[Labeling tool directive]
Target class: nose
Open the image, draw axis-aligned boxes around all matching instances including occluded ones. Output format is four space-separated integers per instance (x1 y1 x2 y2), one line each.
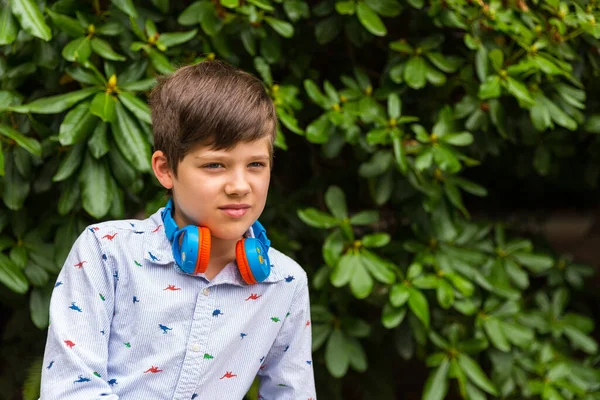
224 169 251 196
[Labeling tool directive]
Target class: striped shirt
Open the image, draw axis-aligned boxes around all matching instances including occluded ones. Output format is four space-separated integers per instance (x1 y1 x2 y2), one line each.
40 208 316 400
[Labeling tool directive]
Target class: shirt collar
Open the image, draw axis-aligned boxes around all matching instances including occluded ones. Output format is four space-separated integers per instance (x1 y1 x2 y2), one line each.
142 207 285 286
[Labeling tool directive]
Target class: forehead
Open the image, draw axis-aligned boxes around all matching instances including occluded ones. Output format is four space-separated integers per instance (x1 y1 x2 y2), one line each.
188 136 273 158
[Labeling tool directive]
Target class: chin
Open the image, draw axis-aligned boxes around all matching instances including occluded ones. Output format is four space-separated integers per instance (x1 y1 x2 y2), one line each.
210 226 251 241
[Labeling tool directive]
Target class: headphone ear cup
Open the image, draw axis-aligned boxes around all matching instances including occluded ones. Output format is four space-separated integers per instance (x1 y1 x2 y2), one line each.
175 226 211 274
236 238 270 284
236 239 257 285
196 226 211 273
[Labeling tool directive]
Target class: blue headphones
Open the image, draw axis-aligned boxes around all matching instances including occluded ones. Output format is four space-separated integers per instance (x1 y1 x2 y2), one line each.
160 199 271 284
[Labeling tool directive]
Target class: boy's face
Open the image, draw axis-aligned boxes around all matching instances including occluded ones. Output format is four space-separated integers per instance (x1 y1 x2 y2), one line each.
153 136 272 241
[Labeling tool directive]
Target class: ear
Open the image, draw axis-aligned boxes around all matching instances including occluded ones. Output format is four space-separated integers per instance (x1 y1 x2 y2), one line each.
151 151 174 189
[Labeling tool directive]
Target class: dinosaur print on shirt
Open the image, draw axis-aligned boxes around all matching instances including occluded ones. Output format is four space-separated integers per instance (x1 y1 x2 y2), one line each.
245 293 262 301
69 302 82 312
102 233 117 241
74 375 90 383
212 309 224 317
219 371 237 379
64 340 75 348
159 324 172 334
74 261 86 269
144 366 163 373
163 285 181 291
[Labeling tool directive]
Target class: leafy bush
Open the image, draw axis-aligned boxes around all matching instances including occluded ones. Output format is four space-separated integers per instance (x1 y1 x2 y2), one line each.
1 0 599 399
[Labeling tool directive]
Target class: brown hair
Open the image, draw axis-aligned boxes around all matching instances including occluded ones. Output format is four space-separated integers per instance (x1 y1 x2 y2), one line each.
148 60 277 174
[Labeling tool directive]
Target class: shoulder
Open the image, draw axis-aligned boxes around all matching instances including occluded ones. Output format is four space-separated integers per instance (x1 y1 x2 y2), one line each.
267 247 308 287
78 210 163 248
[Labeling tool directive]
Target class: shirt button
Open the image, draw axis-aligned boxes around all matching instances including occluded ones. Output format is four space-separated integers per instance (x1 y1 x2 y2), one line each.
203 288 210 296
192 344 201 352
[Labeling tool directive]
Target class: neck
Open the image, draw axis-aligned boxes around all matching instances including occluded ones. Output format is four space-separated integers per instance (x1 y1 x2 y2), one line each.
204 235 240 280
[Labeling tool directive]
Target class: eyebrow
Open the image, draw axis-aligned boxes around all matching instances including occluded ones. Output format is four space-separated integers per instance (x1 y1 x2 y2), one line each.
194 154 270 161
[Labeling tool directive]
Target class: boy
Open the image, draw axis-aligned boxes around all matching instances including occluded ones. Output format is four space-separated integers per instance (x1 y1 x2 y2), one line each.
40 60 316 399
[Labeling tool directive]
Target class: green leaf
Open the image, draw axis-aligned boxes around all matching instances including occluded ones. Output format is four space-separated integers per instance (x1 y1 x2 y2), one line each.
325 329 349 377
478 75 501 99
436 279 454 309
501 321 534 348
475 47 488 81
457 354 498 396
11 0 52 41
563 326 598 354
325 186 347 220
350 261 373 298
390 283 410 307
422 358 450 400
90 92 116 123
111 0 139 17
331 252 357 287
221 0 239 7
88 123 109 159
408 287 430 329
0 253 28 294
392 135 408 174
0 5 18 45
356 2 387 37
382 303 406 329
387 93 401 119
504 77 535 105
90 37 126 61
178 1 203 25
3 152 29 210
512 252 553 273
426 52 461 73
432 146 461 172
297 208 338 228
264 17 294 38
156 29 198 48
53 142 85 182
349 210 378 225
347 336 367 372
361 249 395 284
118 92 151 125
111 102 151 172
119 78 156 92
442 132 473 146
61 36 92 62
323 229 344 267
483 317 510 352
404 56 427 89
361 233 390 248
79 154 112 219
306 114 332 144
10 87 97 114
59 101 97 145
364 0 402 17
147 48 174 74
95 22 124 36
0 124 41 157
247 0 274 10
315 15 341 45
489 49 504 72
30 286 51 329
335 0 356 15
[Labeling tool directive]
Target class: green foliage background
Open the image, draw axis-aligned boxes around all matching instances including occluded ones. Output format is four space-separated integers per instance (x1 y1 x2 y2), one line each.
0 0 599 398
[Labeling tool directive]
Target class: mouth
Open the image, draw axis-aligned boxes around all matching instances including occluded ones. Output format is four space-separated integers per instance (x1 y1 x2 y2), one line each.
219 204 250 218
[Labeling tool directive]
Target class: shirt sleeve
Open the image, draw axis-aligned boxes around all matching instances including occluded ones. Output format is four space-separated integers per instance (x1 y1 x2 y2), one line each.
40 228 119 400
257 274 317 400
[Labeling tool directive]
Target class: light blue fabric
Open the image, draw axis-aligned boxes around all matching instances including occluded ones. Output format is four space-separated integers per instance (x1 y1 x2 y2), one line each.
40 208 316 400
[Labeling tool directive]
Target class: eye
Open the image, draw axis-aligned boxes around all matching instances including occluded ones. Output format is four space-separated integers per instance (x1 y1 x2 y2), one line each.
203 163 223 169
248 162 266 168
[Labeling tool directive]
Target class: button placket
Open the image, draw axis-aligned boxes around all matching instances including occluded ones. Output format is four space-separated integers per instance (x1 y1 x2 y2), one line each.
172 287 216 400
